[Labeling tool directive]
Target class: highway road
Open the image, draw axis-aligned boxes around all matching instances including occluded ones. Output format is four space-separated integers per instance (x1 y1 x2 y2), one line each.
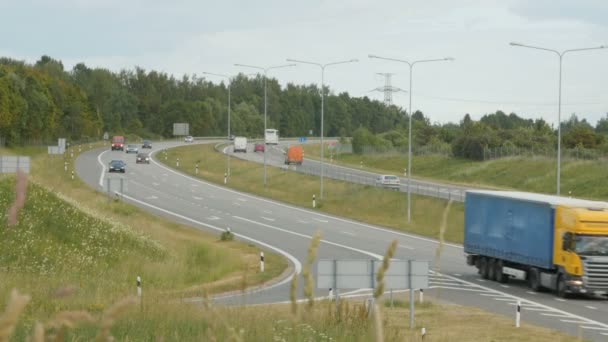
225 141 468 202
75 140 608 341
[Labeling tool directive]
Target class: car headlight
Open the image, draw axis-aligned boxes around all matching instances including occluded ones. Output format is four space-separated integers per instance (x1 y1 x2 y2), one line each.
146 158 149 160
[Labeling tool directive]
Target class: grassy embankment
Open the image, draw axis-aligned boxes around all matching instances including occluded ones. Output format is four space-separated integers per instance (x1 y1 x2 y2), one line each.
0 143 286 339
162 144 465 244
304 143 608 200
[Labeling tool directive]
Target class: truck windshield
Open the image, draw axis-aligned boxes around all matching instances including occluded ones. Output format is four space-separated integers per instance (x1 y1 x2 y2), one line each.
574 235 608 256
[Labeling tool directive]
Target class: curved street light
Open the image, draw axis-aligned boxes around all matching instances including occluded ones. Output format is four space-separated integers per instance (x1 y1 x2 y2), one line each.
234 63 296 186
510 42 606 195
368 54 453 223
286 58 358 200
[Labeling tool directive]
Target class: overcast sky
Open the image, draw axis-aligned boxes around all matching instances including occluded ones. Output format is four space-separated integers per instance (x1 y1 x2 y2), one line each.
1 0 607 126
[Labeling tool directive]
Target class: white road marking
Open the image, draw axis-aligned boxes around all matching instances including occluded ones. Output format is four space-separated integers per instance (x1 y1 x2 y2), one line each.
232 202 242 206
541 313 571 318
585 306 597 310
193 196 203 200
554 298 567 302
237 198 247 202
341 231 356 236
476 279 486 282
603 333 608 336
453 273 462 277
261 216 275 222
297 220 310 224
207 216 220 221
313 218 329 223
580 326 608 331
263 210 272 214
526 291 537 295
430 281 469 287
233 216 382 260
500 285 510 288
560 319 589 324
398 244 414 250
145 195 158 200
493 297 515 301
152 182 160 186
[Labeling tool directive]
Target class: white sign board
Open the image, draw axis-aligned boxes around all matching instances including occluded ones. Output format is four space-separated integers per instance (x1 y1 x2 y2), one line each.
0 156 31 174
173 123 190 136
47 146 63 155
58 138 66 150
317 259 429 290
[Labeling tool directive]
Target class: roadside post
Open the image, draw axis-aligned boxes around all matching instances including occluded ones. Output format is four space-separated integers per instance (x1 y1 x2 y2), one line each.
137 276 142 297
176 158 180 168
419 288 424 303
195 163 199 175
224 173 227 184
260 252 265 272
313 194 316 208
515 300 521 328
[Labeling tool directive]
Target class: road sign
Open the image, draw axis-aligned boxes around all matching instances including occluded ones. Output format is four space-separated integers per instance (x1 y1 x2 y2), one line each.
103 132 109 140
299 137 307 143
317 259 429 290
173 123 190 136
0 156 30 174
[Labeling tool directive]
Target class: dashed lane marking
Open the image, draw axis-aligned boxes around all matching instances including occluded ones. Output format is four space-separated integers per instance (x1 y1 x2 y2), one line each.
313 218 329 223
554 298 567 302
541 313 572 318
193 196 203 200
342 231 356 236
586 306 597 310
261 216 275 222
207 216 220 221
398 244 414 250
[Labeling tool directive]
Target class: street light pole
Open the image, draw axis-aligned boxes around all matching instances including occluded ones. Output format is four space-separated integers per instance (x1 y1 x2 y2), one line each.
510 42 606 196
286 58 358 200
369 54 453 223
202 72 232 176
235 63 295 187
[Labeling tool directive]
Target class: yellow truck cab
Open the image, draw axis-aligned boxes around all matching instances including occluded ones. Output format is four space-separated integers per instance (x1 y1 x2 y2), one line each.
554 206 608 295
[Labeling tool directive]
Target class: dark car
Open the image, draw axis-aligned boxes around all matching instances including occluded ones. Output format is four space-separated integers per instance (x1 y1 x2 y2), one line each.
142 140 152 149
136 152 150 164
254 143 265 152
109 160 126 173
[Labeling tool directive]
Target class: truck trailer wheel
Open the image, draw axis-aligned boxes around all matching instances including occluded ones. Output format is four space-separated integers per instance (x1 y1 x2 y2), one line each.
528 268 541 291
488 258 497 281
495 260 508 283
480 257 490 279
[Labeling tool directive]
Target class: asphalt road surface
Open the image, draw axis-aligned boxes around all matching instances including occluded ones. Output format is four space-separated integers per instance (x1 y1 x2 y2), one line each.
75 140 608 341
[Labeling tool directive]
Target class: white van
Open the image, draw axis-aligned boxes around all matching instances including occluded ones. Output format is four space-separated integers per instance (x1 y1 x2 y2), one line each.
265 129 279 145
233 136 247 153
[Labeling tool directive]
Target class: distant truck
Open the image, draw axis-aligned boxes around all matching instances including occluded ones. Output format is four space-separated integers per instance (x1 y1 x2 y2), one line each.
233 136 247 153
265 129 279 145
464 190 608 298
285 145 303 165
111 136 125 151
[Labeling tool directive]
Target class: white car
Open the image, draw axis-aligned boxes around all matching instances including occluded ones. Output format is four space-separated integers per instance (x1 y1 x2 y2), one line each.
375 175 400 190
184 136 194 143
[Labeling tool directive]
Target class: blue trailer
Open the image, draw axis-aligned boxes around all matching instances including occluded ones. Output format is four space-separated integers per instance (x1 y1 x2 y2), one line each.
464 190 608 297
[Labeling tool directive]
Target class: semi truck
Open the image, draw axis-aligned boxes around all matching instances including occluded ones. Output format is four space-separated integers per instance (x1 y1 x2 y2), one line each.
464 190 608 297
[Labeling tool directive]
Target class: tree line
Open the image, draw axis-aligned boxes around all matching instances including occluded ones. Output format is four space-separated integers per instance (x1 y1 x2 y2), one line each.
1 55 606 160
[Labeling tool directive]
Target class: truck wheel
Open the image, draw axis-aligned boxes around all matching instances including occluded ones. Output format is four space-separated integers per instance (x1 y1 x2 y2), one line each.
556 275 569 298
488 259 497 281
528 268 541 291
480 257 490 279
495 260 508 283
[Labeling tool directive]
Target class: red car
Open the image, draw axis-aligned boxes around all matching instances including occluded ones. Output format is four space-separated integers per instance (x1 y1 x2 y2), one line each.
254 143 265 152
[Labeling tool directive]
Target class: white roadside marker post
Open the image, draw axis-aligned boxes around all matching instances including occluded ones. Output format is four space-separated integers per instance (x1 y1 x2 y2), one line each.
313 194 316 208
137 276 142 297
260 252 265 272
515 300 521 328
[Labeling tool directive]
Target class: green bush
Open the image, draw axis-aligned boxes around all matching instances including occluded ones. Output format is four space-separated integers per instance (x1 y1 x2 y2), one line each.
220 229 234 241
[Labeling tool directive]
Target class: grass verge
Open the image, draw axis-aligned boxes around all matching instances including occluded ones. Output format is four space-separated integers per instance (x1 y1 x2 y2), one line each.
0 142 287 337
304 143 608 200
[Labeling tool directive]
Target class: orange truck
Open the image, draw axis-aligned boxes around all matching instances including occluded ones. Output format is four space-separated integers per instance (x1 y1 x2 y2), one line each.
285 145 303 165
